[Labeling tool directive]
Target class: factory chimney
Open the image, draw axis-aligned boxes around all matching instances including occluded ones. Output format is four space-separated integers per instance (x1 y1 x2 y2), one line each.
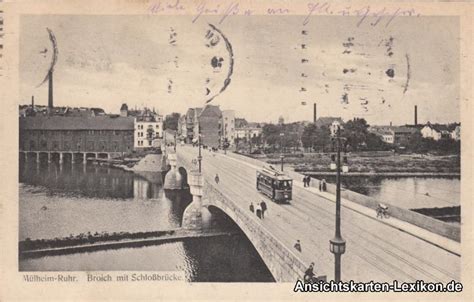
31 95 35 109
414 105 418 126
48 71 53 109
313 102 317 123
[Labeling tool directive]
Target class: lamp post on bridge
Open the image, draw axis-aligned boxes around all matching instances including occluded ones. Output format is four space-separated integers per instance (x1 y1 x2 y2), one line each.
174 132 177 152
280 132 285 171
329 124 348 282
197 126 202 173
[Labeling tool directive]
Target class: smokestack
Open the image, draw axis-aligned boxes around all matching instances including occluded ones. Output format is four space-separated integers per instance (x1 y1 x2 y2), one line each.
313 102 317 123
48 70 53 109
31 96 34 108
414 105 418 126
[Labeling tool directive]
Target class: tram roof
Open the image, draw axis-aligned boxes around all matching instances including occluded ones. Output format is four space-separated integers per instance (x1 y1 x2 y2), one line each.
258 168 292 180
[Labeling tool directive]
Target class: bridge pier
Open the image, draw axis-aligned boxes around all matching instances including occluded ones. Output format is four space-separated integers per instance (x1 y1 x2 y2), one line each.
71 153 76 164
182 171 204 230
47 152 51 164
36 152 40 164
163 153 183 190
59 152 64 165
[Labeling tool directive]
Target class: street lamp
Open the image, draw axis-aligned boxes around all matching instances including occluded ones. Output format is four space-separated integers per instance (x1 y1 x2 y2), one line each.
174 132 177 152
279 132 284 153
197 127 202 173
279 132 285 171
223 124 227 155
329 124 347 282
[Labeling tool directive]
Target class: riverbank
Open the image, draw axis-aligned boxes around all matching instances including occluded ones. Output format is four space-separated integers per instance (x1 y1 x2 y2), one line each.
89 153 168 173
20 228 237 259
262 152 460 174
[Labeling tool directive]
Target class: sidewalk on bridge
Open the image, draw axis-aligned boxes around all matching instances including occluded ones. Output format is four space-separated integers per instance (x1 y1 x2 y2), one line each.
222 150 461 256
296 182 461 256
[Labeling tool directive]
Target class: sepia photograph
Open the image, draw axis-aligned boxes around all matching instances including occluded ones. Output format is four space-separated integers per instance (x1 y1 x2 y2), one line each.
1 0 472 300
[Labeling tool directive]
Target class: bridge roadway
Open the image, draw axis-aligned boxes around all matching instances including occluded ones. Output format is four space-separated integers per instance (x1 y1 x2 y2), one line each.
176 146 460 283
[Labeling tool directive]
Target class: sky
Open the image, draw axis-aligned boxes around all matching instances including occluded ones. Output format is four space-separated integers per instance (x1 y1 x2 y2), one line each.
20 15 460 125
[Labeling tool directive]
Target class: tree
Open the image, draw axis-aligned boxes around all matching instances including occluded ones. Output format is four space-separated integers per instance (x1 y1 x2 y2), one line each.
343 118 369 151
262 124 281 151
164 112 180 130
301 123 331 152
366 132 390 151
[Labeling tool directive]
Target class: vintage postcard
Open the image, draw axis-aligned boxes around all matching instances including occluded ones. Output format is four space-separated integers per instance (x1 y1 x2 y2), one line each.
0 0 472 301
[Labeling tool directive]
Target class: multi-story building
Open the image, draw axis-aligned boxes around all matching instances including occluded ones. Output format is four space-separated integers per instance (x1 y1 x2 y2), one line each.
198 105 222 148
369 125 418 145
19 115 135 155
421 123 455 141
451 125 461 141
235 125 263 141
177 115 187 141
120 104 163 148
185 108 202 143
221 110 235 146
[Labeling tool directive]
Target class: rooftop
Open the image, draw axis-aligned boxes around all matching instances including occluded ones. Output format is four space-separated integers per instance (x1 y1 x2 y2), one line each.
20 116 135 131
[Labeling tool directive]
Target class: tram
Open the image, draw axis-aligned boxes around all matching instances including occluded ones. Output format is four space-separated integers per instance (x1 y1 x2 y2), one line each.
256 167 293 203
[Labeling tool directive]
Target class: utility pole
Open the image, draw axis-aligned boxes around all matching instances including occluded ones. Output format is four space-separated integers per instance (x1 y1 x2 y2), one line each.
329 126 346 282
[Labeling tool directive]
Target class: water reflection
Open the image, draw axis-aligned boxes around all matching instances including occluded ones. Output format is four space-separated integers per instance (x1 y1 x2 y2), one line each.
20 160 165 200
19 159 274 281
319 175 460 209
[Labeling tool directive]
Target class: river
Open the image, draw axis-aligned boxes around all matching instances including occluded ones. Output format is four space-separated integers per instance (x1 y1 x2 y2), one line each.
19 159 274 282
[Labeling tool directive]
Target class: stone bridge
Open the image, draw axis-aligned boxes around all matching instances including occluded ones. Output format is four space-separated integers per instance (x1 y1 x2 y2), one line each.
161 146 460 283
164 150 307 282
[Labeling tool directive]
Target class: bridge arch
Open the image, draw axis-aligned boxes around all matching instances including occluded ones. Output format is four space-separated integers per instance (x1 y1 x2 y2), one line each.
201 192 304 282
178 167 188 188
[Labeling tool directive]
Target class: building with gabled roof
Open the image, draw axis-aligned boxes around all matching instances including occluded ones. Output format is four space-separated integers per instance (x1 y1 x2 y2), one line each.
315 117 343 128
421 123 453 141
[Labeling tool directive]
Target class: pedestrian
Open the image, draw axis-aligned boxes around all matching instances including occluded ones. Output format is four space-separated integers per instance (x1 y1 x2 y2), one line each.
215 173 220 184
322 179 327 192
260 200 267 218
294 240 302 252
256 208 262 219
249 202 254 213
302 176 307 187
306 176 311 187
304 262 315 283
319 179 322 191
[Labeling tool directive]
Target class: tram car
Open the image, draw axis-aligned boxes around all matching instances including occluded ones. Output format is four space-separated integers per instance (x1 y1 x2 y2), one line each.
256 167 293 203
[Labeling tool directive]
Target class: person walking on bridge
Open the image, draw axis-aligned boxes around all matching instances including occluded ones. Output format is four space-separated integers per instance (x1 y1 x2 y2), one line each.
294 240 302 252
249 202 254 213
215 173 220 184
304 262 315 283
260 200 267 218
